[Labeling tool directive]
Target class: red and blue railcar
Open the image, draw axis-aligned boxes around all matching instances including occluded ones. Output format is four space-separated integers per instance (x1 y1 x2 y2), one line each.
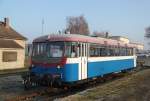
23 34 137 88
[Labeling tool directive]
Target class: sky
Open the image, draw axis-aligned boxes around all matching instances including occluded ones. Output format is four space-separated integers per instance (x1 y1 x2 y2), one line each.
0 0 150 49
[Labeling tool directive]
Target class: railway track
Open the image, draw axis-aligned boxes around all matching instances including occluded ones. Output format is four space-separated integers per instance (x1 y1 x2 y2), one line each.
5 65 149 101
0 70 27 77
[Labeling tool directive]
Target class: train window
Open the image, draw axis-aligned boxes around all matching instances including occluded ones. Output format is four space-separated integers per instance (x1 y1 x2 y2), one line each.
64 42 78 58
100 48 107 56
90 44 107 57
71 45 76 57
120 48 128 56
32 43 47 56
89 44 135 57
32 44 37 56
114 48 120 56
32 42 64 58
119 48 124 56
90 47 95 57
47 42 64 58
39 43 47 55
108 48 115 56
65 45 71 57
126 48 129 56
127 48 133 56
131 48 134 55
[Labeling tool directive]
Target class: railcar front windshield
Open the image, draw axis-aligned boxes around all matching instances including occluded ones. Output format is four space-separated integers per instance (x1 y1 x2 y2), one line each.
32 42 64 58
47 42 64 58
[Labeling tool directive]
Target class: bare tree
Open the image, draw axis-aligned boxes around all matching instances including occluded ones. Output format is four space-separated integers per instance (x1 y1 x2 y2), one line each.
145 26 150 38
65 15 90 35
145 26 150 49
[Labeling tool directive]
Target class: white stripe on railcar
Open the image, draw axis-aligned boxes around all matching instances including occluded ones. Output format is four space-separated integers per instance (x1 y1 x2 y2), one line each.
88 56 136 62
66 58 80 64
66 56 136 64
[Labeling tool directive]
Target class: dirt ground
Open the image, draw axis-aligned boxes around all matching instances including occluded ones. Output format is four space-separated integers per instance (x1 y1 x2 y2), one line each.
57 68 150 101
0 75 24 101
0 75 47 101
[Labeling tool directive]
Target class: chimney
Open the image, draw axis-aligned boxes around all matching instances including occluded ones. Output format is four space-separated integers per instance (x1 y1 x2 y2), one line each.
4 17 9 28
105 32 109 38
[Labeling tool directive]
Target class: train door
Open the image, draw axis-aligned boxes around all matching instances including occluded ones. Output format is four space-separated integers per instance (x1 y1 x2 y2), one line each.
78 43 88 80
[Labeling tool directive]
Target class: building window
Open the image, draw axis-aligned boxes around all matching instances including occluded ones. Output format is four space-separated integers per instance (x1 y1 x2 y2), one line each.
3 51 17 62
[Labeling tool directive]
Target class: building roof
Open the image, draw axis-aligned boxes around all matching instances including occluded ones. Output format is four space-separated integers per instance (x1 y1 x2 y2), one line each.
0 39 23 49
0 18 27 40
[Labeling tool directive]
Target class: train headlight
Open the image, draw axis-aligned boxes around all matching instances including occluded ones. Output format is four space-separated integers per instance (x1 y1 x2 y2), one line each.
31 64 34 67
29 64 34 70
57 65 60 69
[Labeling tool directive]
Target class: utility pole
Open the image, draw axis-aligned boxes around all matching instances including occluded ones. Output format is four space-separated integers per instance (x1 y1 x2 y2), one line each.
42 18 44 35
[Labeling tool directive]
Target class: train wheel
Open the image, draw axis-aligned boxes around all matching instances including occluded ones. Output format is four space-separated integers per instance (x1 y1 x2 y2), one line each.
63 86 69 90
24 77 32 90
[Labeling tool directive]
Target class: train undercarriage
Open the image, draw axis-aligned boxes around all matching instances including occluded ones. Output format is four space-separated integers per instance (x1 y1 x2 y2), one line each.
22 68 133 90
22 72 62 89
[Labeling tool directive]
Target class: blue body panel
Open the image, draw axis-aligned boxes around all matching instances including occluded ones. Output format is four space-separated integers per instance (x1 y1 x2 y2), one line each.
63 64 78 82
31 59 134 82
88 59 134 78
31 66 63 75
31 63 78 82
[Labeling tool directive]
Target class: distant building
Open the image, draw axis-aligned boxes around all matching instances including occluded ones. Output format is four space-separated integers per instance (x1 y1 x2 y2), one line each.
0 18 27 70
110 36 144 52
130 42 144 52
109 36 130 44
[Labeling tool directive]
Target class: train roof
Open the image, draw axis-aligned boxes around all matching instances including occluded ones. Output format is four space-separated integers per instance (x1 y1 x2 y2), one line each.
33 34 138 48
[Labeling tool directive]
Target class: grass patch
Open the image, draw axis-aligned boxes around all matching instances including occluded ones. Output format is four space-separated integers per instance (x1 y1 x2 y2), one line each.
60 69 150 101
